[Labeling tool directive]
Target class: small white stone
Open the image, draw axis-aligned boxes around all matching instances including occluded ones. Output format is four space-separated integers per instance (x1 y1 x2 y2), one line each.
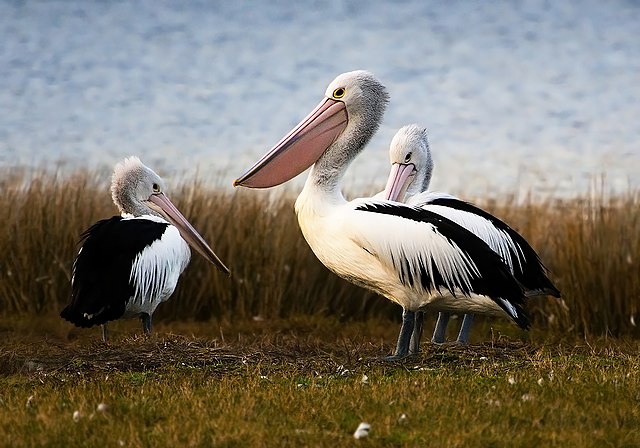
479 356 488 360
97 403 108 413
398 413 408 423
508 376 516 385
353 422 371 439
361 374 369 385
73 411 81 422
537 378 544 386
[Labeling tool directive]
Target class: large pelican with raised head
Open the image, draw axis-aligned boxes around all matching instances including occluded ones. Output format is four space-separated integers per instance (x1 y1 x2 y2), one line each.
61 156 230 341
381 125 561 347
235 71 528 359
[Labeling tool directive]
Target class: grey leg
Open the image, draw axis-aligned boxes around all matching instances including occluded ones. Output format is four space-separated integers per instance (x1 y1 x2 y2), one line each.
409 311 424 355
456 314 475 344
385 308 415 361
431 312 450 344
141 313 152 336
101 323 109 343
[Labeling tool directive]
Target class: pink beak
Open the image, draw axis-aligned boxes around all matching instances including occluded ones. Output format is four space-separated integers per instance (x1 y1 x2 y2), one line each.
382 163 416 202
147 193 230 275
234 98 348 188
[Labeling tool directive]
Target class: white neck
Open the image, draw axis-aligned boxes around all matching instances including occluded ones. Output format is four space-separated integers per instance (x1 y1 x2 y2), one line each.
295 121 371 216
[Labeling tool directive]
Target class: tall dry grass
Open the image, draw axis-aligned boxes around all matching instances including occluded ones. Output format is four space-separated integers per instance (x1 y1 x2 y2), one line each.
0 169 638 338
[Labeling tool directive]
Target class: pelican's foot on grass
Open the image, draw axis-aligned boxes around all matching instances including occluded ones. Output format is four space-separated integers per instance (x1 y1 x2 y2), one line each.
408 311 424 355
101 323 110 344
381 352 417 362
431 312 451 344
141 313 152 337
455 314 475 344
382 308 417 362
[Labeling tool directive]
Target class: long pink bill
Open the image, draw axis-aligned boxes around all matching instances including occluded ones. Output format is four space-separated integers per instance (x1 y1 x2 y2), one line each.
382 163 416 202
234 98 348 188
147 193 230 275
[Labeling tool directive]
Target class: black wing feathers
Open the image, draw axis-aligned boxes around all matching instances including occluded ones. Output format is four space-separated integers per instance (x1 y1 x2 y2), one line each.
356 202 530 329
428 197 560 297
60 216 169 328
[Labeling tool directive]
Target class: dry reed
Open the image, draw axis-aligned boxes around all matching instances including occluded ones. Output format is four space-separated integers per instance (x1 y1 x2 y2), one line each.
0 168 638 338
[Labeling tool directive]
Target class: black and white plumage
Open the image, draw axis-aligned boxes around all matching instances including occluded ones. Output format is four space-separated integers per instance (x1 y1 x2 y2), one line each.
61 157 230 341
381 124 561 348
234 71 529 359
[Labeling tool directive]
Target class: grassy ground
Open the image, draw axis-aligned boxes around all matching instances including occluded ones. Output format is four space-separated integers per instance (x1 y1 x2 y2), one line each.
1 316 639 447
1 169 639 446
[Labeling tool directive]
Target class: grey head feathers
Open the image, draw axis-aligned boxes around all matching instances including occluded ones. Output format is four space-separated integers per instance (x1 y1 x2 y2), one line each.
313 70 390 189
325 70 390 128
390 124 433 195
326 70 389 151
111 156 167 217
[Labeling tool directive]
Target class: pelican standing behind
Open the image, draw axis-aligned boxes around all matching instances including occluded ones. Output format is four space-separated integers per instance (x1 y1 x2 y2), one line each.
381 125 561 348
60 157 230 341
234 71 529 359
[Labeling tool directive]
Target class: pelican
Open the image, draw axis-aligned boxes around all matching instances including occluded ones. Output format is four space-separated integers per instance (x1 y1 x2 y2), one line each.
235 70 529 359
60 156 230 341
381 124 561 348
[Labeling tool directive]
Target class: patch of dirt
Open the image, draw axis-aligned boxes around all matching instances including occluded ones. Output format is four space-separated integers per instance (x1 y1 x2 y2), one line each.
0 331 538 377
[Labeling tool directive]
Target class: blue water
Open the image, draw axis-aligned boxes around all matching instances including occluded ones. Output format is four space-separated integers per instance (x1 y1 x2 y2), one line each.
1 0 639 196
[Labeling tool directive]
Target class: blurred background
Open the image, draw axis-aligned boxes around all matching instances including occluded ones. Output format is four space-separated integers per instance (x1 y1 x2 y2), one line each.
1 0 639 198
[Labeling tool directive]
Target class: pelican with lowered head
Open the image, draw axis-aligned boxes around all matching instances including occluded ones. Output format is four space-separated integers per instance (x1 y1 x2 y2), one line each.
381 124 561 349
61 156 230 341
235 71 529 359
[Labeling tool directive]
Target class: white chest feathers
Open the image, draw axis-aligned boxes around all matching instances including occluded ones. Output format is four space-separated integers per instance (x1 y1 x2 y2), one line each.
126 224 191 316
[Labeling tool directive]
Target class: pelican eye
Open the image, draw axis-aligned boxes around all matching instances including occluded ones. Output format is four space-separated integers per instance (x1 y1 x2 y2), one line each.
404 152 412 163
152 183 160 193
332 87 346 99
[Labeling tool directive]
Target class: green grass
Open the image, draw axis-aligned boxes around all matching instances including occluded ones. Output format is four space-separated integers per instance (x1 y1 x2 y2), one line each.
1 316 639 447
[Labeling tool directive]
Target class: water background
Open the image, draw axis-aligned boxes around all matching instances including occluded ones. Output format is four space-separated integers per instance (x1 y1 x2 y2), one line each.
2 0 639 197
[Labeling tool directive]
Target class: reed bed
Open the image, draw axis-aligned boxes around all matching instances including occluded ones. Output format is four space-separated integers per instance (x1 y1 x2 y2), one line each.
0 168 638 339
